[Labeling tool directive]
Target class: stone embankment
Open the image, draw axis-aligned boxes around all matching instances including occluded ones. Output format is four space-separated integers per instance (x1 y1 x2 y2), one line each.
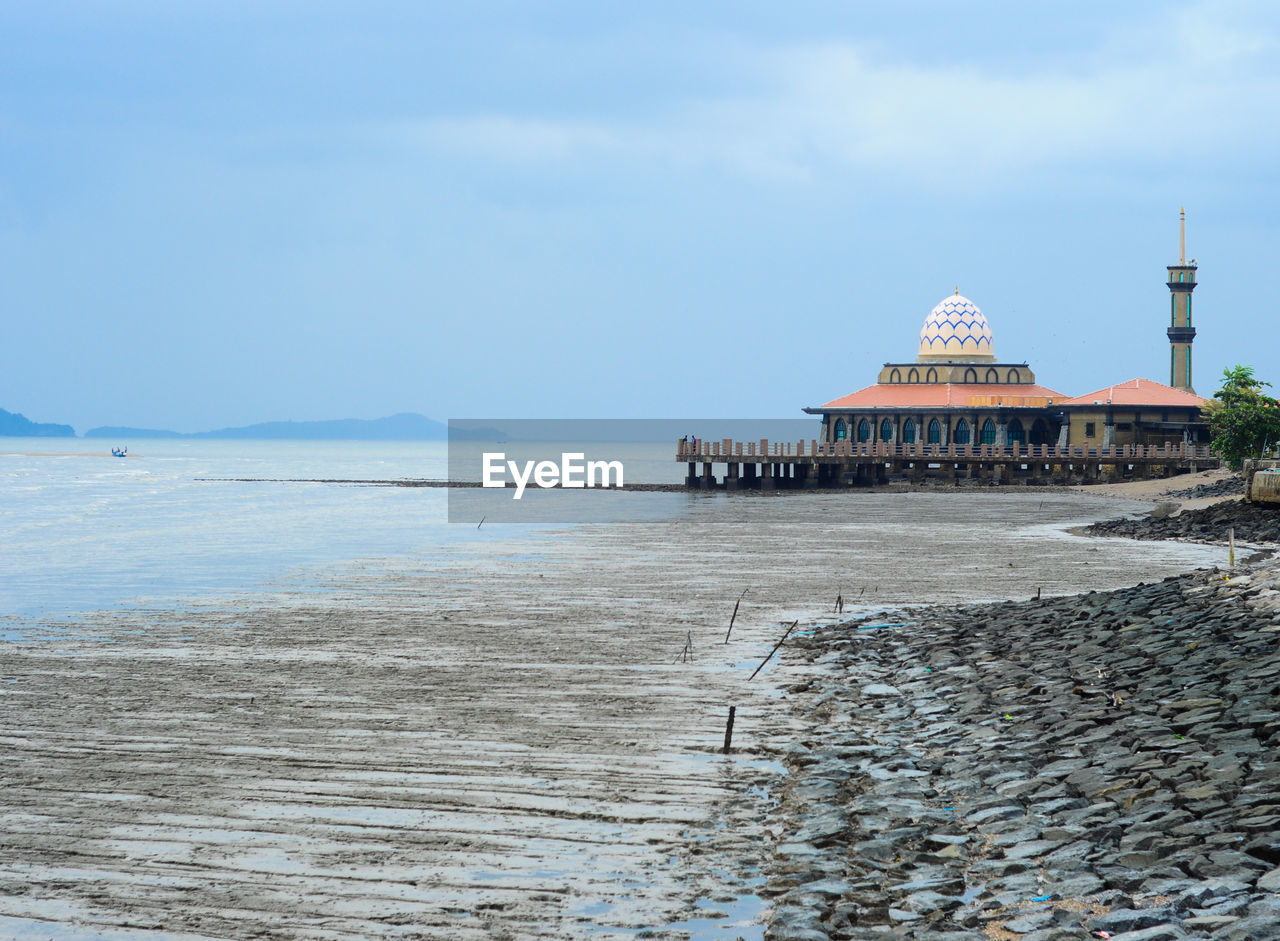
1162 478 1247 502
763 559 1280 939
1084 500 1280 546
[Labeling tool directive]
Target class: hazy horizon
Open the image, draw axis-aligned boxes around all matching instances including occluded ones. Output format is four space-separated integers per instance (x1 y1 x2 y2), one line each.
4 2 1279 433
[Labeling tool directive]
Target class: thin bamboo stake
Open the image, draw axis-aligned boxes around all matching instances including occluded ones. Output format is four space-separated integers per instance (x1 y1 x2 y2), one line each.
724 588 749 643
749 620 798 681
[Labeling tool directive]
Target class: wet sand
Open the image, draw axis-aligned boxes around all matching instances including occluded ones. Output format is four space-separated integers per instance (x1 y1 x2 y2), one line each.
0 489 1229 939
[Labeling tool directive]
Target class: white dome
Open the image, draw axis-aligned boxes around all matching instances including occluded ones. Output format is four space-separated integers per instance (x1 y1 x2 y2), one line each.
917 293 995 362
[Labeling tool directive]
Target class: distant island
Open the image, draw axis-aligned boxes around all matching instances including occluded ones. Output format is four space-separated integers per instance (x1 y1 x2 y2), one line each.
2 409 509 445
1 409 505 441
84 413 506 441
0 408 76 437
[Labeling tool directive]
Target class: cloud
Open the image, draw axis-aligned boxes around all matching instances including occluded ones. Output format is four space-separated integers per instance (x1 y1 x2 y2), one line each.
400 3 1280 190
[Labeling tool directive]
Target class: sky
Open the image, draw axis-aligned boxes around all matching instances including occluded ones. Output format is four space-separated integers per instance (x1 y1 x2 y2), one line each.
2 1 1279 433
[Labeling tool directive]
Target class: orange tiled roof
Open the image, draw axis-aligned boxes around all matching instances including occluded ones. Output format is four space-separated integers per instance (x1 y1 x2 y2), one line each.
1058 378 1208 408
820 383 1067 410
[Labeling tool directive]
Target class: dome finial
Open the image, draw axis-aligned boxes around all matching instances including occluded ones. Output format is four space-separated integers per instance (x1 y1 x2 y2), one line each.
954 285 959 295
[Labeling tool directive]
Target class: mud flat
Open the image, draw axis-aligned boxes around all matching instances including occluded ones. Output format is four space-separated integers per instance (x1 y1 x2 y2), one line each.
767 550 1280 938
0 492 1231 939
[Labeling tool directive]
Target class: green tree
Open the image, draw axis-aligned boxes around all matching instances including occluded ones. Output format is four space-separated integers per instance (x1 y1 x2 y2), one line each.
1209 365 1280 471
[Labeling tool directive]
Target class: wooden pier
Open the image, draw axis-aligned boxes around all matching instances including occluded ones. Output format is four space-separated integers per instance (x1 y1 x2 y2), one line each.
677 438 1218 489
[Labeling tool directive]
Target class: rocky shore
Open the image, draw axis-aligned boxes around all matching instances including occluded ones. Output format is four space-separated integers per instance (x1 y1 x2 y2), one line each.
764 555 1280 939
1084 500 1280 546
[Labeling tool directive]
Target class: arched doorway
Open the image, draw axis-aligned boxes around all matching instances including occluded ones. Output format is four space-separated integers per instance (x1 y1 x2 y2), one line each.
927 418 942 444
954 419 971 444
1007 418 1026 446
857 419 871 442
980 419 997 445
902 418 916 444
834 418 847 441
1030 418 1051 445
879 418 894 442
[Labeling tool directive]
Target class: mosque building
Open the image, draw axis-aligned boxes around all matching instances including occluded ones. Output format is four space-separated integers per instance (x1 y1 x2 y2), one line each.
805 212 1209 451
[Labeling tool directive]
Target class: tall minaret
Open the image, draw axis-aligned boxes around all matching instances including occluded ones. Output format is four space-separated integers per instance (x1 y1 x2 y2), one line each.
1166 207 1197 392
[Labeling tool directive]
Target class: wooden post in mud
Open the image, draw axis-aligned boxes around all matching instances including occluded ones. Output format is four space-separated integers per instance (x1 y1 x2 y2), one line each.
1229 527 1235 567
723 705 736 753
724 588 749 643
749 620 798 681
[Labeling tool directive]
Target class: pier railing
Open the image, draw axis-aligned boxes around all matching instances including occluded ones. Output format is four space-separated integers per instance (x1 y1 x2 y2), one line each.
676 439 1215 462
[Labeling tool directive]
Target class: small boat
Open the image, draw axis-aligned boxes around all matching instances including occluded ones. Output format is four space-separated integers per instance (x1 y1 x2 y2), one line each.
111 447 128 458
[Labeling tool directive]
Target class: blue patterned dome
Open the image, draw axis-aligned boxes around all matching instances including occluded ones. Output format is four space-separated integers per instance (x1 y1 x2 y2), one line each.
917 293 995 362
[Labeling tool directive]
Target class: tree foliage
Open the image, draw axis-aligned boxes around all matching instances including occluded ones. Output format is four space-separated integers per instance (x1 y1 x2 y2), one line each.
1209 365 1280 471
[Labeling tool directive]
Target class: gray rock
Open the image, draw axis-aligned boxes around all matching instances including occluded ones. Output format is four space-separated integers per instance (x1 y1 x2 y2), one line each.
1002 909 1056 933
1003 839 1066 860
1175 877 1252 908
1087 907 1179 934
1221 917 1280 941
1181 914 1240 930
862 683 902 697
1106 926 1187 941
967 804 1025 825
764 905 830 941
901 889 959 914
1256 865 1280 891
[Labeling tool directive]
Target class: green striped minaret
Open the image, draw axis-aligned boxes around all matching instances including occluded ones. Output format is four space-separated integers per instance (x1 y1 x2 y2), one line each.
1167 207 1197 393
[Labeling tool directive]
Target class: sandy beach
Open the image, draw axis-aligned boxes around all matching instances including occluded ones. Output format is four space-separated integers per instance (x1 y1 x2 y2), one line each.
0 479 1247 940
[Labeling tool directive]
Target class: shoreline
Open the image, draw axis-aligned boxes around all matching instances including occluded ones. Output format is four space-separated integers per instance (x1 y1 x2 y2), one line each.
194 466 1236 499
760 470 1280 939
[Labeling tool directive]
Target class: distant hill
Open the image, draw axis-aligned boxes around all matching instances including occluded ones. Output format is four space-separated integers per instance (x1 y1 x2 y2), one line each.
0 408 76 437
195 413 451 440
85 413 506 441
85 426 183 439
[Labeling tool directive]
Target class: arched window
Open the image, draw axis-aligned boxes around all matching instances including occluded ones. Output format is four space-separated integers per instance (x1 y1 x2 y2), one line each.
834 418 847 441
1007 368 1019 383
954 419 970 444
889 368 901 383
964 368 978 383
907 368 919 383
902 418 916 443
880 418 894 442
927 418 942 444
926 367 938 383
980 419 997 444
985 367 1000 383
1030 419 1050 445
1007 418 1026 446
857 418 871 442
